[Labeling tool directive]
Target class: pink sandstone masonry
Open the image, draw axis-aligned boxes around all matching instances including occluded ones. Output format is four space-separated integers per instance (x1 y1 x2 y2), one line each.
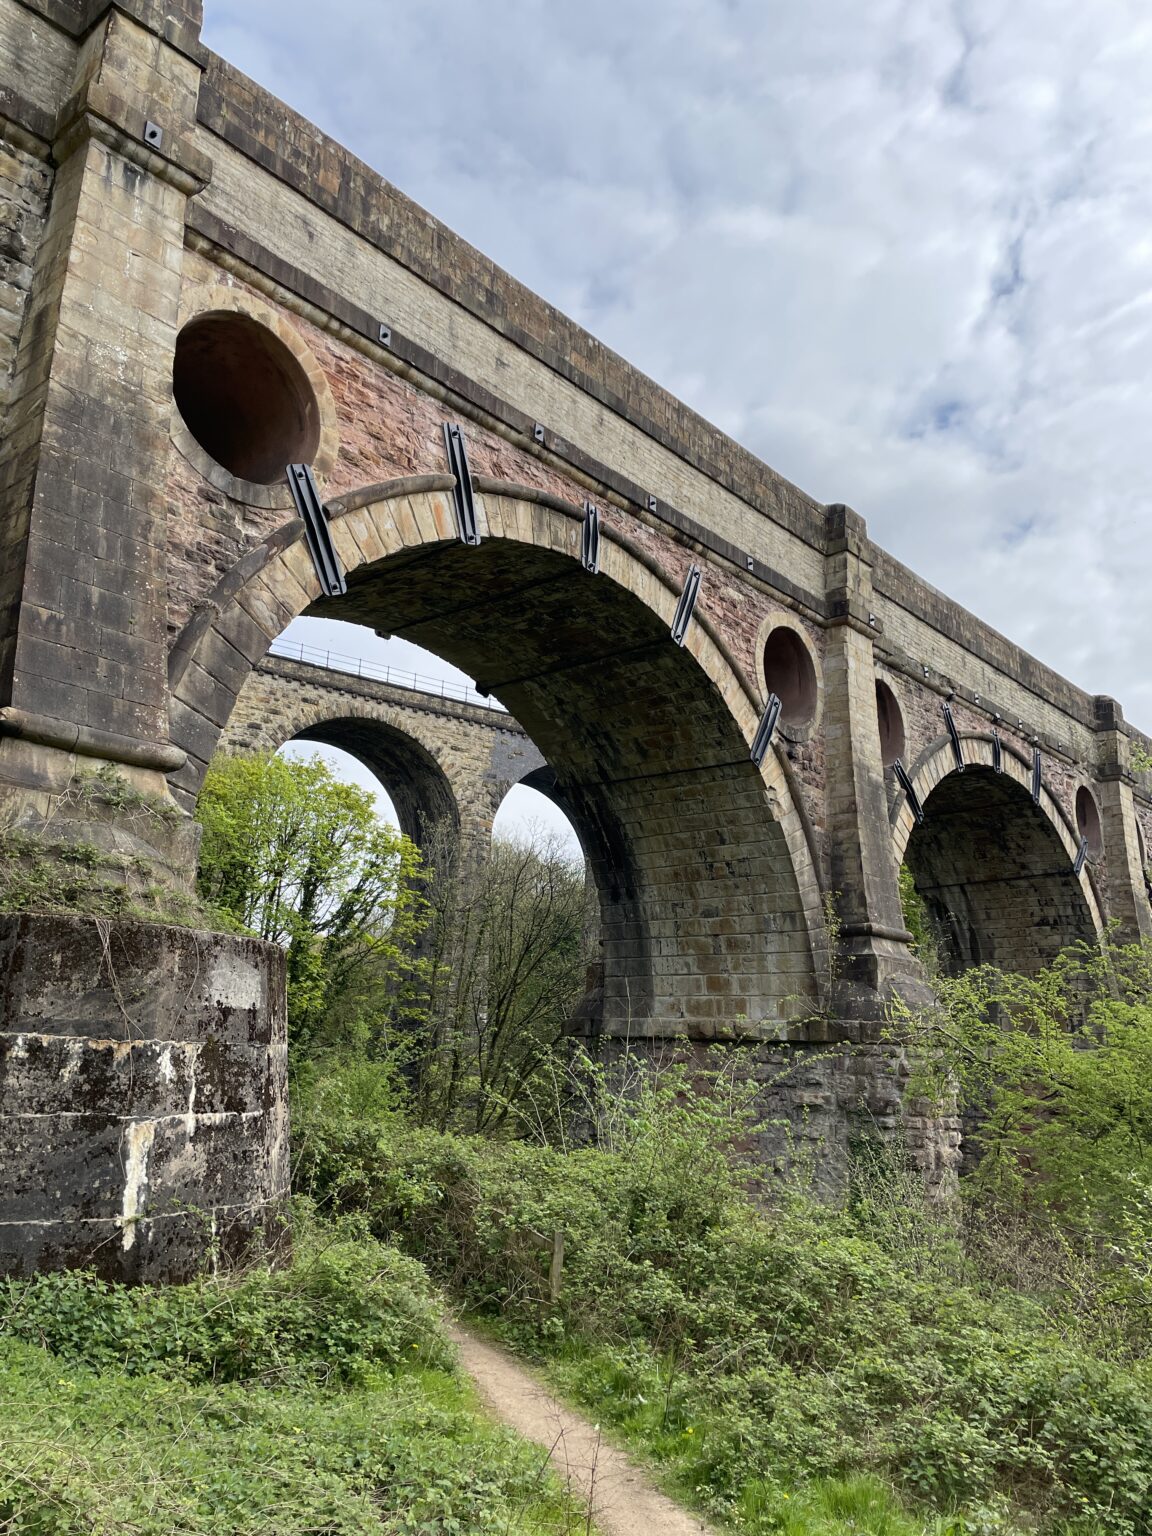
1 0 1150 1263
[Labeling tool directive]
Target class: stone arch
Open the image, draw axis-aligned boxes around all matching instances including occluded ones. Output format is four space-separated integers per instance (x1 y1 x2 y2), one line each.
495 762 589 868
891 734 1103 974
515 762 579 821
225 689 462 849
169 476 827 1037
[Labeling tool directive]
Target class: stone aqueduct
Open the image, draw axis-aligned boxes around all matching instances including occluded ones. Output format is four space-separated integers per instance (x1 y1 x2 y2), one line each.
2 0 1152 1277
224 651 554 853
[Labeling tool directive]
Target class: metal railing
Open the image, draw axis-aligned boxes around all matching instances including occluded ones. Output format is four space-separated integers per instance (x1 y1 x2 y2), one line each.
267 638 506 711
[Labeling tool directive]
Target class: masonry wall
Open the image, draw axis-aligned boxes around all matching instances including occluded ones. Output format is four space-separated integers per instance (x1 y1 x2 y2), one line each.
0 134 51 438
0 914 289 1282
222 654 546 843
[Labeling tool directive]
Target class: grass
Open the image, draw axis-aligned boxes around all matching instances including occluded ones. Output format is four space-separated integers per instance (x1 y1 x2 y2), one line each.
529 1336 975 1536
0 1341 589 1535
0 1221 600 1536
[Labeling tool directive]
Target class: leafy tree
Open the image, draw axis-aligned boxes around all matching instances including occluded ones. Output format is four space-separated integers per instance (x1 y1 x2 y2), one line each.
415 823 595 1135
196 751 430 1059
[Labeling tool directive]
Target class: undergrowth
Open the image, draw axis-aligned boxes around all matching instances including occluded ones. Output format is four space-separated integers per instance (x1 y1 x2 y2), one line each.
0 1216 593 1535
295 1056 1152 1536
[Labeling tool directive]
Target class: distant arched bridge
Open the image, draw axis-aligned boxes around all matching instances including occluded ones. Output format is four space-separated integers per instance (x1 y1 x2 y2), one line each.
221 642 567 849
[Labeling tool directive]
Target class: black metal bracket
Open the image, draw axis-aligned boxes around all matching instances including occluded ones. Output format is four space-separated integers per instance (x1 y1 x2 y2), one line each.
1073 837 1089 877
942 702 965 771
1031 746 1043 804
442 423 481 546
893 758 925 825
670 564 702 647
286 464 346 598
751 694 782 767
581 502 600 574
990 728 1003 773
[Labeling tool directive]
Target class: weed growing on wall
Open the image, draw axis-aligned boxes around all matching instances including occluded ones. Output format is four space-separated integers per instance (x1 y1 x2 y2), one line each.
888 937 1152 1263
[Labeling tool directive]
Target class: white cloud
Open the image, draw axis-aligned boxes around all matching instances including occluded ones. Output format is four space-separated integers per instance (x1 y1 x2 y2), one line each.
203 0 1152 725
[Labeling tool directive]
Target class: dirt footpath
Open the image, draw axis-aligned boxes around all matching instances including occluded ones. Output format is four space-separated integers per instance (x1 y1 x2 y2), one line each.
450 1326 719 1536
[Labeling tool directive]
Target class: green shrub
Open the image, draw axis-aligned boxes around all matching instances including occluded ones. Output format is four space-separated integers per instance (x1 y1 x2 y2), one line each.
1 1215 452 1385
295 1056 1152 1535
0 1217 586 1535
0 1341 583 1536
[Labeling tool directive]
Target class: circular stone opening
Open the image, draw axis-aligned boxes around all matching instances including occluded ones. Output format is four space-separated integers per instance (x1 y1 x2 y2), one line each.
1075 786 1103 857
763 625 818 726
875 680 905 766
173 312 321 484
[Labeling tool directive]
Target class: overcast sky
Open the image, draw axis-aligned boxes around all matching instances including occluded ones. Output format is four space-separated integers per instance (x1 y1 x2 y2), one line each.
204 0 1152 797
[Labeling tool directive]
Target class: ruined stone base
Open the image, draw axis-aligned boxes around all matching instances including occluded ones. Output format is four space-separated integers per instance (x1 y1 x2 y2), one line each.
596 1035 961 1201
0 914 289 1283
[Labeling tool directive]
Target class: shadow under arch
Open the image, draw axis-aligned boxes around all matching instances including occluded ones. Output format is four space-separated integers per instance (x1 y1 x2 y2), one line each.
892 735 1102 975
288 716 459 850
169 475 827 1037
505 764 587 858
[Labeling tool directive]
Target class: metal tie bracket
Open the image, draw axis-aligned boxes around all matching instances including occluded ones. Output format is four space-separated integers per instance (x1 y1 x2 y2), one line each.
751 693 782 767
991 728 1003 773
1031 745 1043 805
1073 837 1089 877
580 502 600 574
442 422 481 546
893 758 925 825
286 464 346 598
670 564 702 647
942 701 965 771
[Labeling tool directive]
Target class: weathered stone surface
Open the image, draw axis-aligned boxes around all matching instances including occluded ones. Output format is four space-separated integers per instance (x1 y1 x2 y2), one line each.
601 1037 963 1201
1 0 1151 1228
0 914 288 1282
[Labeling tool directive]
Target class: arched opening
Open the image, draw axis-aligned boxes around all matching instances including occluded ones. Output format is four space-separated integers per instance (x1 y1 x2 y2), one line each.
278 740 401 830
176 488 823 1039
1075 786 1102 857
494 781 583 863
903 765 1096 976
317 538 815 1033
283 714 458 850
762 625 818 726
173 311 320 483
875 680 905 767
